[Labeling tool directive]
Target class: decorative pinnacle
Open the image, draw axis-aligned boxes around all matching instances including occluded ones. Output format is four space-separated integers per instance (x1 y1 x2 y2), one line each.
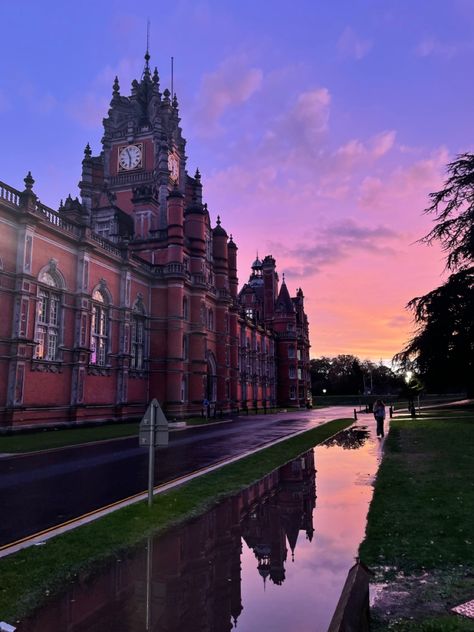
144 19 151 70
163 88 171 102
84 142 92 158
195 168 201 181
172 93 179 108
282 272 286 283
216 215 221 226
24 171 35 190
143 49 151 80
113 76 120 96
152 67 159 85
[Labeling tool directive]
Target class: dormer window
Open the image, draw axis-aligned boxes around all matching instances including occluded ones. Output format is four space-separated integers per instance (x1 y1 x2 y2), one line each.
96 220 112 238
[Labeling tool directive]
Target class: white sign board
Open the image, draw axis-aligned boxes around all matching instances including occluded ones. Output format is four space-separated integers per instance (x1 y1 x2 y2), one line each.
139 399 169 447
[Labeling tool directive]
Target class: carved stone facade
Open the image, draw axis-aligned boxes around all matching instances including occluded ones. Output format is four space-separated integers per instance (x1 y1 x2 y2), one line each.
0 55 311 428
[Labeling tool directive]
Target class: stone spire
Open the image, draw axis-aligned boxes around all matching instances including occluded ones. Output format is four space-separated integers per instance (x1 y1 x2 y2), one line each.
275 275 295 313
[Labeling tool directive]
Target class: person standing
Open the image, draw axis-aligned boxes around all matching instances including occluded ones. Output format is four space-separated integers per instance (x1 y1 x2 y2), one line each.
373 399 386 438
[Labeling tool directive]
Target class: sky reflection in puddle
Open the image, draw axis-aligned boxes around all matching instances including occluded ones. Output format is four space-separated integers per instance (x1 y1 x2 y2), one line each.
16 423 379 632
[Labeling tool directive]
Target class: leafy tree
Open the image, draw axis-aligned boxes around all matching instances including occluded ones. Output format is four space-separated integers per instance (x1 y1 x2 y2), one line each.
422 153 474 269
310 355 402 395
395 153 474 394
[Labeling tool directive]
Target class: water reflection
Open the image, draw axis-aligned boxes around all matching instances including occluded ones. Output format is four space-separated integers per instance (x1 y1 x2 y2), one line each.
322 426 370 450
17 451 316 632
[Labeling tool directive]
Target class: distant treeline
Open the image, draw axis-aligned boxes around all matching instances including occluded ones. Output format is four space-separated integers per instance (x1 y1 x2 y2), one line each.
310 355 404 396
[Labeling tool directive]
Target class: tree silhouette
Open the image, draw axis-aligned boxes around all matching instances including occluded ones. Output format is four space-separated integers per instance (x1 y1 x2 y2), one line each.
395 153 474 394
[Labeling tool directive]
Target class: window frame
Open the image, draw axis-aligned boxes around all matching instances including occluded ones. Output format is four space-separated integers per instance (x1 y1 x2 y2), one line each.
90 287 110 367
34 265 65 363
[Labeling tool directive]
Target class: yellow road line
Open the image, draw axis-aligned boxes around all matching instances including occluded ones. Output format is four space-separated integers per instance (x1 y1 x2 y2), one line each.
0 458 233 552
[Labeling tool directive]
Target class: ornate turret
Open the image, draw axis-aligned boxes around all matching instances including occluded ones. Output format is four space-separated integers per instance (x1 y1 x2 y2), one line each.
212 214 227 237
249 255 263 287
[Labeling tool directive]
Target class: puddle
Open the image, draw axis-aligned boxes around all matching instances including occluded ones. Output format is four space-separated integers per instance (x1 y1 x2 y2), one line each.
15 422 381 632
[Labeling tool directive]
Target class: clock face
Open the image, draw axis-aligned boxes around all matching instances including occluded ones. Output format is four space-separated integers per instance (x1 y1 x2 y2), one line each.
118 144 142 171
168 152 179 182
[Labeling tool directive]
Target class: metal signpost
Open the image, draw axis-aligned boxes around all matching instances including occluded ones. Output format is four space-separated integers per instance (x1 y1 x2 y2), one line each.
139 399 169 507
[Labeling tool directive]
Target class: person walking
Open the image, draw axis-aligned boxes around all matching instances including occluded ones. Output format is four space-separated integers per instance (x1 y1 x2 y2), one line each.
373 399 386 438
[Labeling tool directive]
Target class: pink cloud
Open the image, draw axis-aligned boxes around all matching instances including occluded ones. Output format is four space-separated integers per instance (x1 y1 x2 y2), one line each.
358 147 449 222
193 55 263 135
95 57 142 89
415 37 471 59
194 72 450 362
335 130 396 166
371 130 396 157
293 88 331 135
337 27 372 60
66 93 109 129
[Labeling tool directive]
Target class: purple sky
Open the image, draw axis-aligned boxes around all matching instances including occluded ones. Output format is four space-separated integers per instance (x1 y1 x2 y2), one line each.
1 0 473 361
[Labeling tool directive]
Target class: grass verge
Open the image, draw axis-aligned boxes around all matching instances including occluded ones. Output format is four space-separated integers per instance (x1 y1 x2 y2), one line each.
0 422 140 453
359 407 474 631
0 408 322 452
0 417 351 621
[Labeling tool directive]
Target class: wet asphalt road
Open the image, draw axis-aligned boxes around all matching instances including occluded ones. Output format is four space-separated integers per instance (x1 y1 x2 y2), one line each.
0 407 352 547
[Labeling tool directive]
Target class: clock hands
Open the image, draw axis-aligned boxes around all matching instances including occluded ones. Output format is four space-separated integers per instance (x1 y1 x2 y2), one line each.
119 145 141 170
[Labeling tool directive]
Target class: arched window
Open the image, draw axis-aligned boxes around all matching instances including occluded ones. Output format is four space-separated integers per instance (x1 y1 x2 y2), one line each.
182 334 188 360
181 375 187 403
34 262 64 361
182 296 188 320
131 299 146 370
90 287 109 366
208 308 214 331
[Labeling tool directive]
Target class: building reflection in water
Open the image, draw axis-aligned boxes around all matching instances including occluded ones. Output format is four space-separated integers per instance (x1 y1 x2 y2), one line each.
17 450 316 632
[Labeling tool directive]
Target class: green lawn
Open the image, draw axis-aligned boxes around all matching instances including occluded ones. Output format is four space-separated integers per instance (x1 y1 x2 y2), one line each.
359 406 474 631
0 417 352 621
0 408 323 452
0 422 140 453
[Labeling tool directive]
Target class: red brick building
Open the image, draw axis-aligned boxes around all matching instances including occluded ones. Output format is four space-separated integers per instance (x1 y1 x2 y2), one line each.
0 55 311 428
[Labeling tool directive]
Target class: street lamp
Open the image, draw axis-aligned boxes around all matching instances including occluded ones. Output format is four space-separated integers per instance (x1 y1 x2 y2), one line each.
405 370 413 384
322 388 327 394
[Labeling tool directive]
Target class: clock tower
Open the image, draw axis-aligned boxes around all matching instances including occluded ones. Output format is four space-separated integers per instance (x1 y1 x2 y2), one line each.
86 51 187 237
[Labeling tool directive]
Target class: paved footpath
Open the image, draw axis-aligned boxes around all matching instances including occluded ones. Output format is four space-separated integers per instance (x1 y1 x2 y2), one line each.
0 406 353 551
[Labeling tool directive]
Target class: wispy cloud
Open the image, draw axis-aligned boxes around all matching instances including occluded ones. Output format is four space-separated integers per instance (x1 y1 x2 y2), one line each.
415 37 473 59
65 57 140 130
18 83 57 115
66 93 109 129
337 26 372 60
267 219 400 278
358 147 448 217
193 55 263 136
